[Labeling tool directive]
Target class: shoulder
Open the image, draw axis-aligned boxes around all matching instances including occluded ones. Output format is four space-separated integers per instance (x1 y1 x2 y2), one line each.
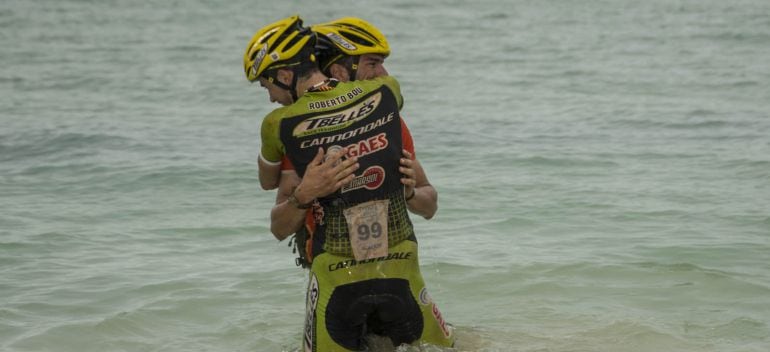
369 75 401 93
260 107 288 133
334 76 400 93
365 76 402 107
259 108 291 163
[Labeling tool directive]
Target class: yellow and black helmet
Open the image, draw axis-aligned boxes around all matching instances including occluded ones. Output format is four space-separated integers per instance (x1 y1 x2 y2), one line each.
311 17 390 78
243 15 316 83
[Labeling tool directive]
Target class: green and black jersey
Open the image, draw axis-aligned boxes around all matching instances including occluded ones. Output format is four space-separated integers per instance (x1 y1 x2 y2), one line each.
260 76 413 257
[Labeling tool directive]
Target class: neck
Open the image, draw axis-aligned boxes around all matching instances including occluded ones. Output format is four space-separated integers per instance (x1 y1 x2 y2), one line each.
295 71 331 98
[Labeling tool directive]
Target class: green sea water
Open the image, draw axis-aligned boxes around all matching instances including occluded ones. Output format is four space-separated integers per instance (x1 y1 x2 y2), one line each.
2 0 769 351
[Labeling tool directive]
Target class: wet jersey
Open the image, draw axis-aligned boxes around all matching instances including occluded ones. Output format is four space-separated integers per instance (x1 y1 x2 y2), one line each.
260 76 403 165
260 76 456 351
278 120 415 172
261 76 414 258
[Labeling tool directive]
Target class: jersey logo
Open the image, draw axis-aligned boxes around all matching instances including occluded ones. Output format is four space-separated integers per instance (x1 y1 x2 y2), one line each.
304 273 319 352
341 166 385 193
250 45 267 77
338 133 389 159
293 92 382 137
326 33 357 51
419 288 433 305
432 304 452 338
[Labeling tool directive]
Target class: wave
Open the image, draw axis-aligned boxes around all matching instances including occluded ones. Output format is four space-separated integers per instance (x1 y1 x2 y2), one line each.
609 118 736 130
0 131 141 164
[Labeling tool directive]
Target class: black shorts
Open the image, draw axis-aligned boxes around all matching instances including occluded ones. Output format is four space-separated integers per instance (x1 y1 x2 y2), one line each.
301 240 454 351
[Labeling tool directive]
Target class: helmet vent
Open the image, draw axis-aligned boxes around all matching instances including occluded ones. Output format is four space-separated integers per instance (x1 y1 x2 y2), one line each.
284 34 304 52
342 32 374 47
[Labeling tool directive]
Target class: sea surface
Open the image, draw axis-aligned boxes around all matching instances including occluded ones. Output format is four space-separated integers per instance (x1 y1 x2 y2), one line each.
2 0 769 351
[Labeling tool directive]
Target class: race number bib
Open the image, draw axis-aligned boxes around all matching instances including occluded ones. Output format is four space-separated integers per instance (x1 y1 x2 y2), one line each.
343 199 389 261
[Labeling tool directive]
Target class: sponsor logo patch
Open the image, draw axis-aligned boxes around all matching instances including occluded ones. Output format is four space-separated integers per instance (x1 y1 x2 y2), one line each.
343 133 388 159
341 166 385 193
299 113 394 149
304 274 319 352
327 251 412 272
294 92 382 137
326 33 357 51
251 45 267 76
419 288 433 305
432 303 452 338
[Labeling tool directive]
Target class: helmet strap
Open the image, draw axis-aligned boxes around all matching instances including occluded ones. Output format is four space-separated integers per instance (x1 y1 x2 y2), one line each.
289 68 300 101
347 55 361 81
267 70 299 102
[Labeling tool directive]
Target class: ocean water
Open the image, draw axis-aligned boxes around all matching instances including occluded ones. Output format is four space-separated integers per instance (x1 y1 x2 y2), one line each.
2 0 769 351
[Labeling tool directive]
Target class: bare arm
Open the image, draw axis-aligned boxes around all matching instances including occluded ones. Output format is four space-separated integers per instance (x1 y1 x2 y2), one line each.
400 149 438 219
269 171 303 241
258 157 281 190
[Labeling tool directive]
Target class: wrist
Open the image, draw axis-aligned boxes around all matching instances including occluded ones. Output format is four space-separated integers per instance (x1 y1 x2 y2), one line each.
288 186 314 209
405 188 416 202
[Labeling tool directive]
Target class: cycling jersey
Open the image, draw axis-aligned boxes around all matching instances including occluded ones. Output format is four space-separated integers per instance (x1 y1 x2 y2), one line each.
260 76 454 350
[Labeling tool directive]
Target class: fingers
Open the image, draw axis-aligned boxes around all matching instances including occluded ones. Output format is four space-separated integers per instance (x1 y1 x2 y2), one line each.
336 173 356 189
399 152 415 187
400 149 414 170
399 163 414 175
399 169 415 185
325 147 345 166
401 149 413 160
400 177 417 189
309 147 325 166
332 161 358 191
334 157 359 181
